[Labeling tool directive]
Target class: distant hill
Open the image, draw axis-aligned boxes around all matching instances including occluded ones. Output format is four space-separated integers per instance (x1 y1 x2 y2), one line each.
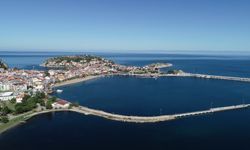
0 60 8 70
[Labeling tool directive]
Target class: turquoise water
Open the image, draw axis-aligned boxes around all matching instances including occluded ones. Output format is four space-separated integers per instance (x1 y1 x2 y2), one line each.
1 51 250 150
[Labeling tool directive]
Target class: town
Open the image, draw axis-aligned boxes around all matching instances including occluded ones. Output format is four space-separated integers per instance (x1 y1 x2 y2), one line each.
0 55 173 124
1 55 250 134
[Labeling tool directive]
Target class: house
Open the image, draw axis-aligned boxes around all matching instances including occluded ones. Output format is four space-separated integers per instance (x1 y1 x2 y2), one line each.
16 93 25 103
52 99 70 109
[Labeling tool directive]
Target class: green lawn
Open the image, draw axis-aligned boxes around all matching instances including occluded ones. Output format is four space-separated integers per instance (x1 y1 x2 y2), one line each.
5 101 16 111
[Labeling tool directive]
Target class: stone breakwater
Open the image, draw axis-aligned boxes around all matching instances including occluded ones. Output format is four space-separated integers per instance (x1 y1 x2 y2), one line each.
50 71 250 91
163 73 250 83
2 103 248 134
115 72 250 83
23 104 250 123
74 104 250 123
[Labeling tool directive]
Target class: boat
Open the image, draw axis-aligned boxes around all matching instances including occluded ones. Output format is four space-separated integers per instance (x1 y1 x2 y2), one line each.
56 89 63 93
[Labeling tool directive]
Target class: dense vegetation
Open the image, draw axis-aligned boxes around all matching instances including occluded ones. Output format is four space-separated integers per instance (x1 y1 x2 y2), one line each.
0 59 8 70
167 70 183 74
0 92 59 124
14 92 46 114
46 96 57 109
0 92 47 119
45 55 114 65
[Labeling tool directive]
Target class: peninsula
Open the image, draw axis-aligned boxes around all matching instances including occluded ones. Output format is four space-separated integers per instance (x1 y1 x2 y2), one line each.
1 54 250 134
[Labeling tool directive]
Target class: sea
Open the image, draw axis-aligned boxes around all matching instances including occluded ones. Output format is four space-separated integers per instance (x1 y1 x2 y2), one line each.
1 51 250 150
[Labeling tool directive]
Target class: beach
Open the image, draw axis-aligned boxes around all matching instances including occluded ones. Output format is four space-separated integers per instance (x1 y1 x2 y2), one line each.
53 75 102 88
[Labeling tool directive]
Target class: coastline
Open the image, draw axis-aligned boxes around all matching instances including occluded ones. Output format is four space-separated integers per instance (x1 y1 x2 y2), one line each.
0 110 69 135
53 72 250 89
0 111 33 135
53 75 102 88
2 73 250 134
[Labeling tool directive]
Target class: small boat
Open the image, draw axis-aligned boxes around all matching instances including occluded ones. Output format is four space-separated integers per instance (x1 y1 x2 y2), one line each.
56 89 63 93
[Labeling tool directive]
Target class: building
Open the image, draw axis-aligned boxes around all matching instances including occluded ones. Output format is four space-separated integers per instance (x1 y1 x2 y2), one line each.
0 92 15 101
16 93 25 103
0 82 11 91
52 99 70 109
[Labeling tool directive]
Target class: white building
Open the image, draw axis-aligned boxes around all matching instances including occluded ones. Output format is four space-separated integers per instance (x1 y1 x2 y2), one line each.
0 82 11 91
52 100 70 109
16 94 25 103
0 92 15 101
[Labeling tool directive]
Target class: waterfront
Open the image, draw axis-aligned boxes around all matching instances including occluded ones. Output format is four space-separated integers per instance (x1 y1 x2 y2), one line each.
1 52 250 149
2 51 250 77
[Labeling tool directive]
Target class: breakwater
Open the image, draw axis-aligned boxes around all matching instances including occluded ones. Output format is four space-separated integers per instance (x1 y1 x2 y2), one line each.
165 73 250 83
23 104 250 123
115 73 250 83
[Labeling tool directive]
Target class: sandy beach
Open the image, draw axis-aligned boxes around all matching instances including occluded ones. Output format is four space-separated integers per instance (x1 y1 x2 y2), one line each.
53 75 102 88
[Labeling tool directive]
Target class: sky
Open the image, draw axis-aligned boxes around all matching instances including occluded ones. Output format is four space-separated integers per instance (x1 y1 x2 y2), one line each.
0 0 249 52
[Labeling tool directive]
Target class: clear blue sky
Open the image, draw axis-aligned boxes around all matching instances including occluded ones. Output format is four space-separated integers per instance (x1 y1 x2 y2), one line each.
0 0 249 52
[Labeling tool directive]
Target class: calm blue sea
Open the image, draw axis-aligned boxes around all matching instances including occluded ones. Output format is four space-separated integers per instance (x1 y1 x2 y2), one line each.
1 51 250 150
1 51 250 77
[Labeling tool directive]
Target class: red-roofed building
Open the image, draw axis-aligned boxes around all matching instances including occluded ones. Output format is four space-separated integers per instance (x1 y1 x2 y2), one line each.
52 99 70 109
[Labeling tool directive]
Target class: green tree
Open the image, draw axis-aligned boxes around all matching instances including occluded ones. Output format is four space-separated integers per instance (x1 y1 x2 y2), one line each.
22 95 31 102
48 96 57 102
44 70 50 76
14 96 38 114
0 59 8 70
15 105 25 114
0 116 9 123
10 98 16 104
2 106 11 115
35 92 46 99
46 101 52 109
